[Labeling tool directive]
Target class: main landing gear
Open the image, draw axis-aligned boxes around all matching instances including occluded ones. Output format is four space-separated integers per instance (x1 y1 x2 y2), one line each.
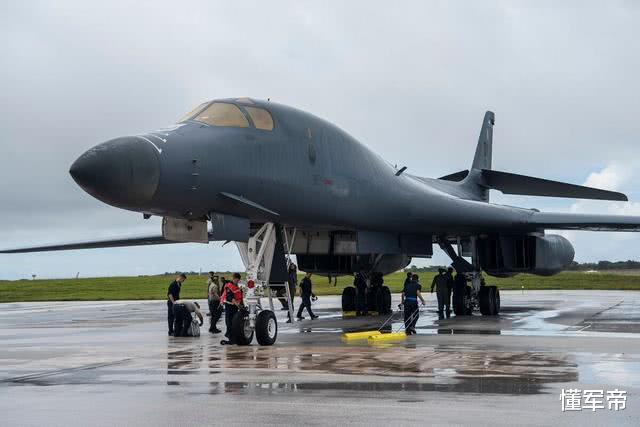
340 274 392 315
439 238 501 316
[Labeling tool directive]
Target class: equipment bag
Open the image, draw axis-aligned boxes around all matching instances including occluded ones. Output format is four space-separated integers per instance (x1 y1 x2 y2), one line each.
188 318 200 337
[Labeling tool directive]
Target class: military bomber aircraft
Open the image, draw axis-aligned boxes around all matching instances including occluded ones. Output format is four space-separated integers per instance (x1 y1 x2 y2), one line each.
3 98 639 345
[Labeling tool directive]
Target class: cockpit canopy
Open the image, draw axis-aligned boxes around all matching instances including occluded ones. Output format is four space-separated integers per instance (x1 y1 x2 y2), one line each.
178 99 274 131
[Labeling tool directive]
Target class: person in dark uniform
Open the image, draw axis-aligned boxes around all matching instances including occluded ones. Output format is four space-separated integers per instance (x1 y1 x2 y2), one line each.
220 273 243 345
172 300 204 337
445 267 455 314
431 268 450 319
354 271 368 316
402 273 425 335
287 263 298 309
297 272 318 320
453 271 468 315
403 271 413 288
167 273 187 336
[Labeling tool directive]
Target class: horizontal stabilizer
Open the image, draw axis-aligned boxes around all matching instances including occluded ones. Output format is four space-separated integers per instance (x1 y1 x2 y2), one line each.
438 170 469 182
482 169 628 201
529 212 640 232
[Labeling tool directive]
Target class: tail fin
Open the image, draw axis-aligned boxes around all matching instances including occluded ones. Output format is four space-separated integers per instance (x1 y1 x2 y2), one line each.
471 111 495 170
460 111 495 202
461 110 627 203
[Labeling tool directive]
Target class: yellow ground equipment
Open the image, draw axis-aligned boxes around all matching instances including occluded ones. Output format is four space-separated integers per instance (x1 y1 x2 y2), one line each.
341 330 381 342
341 304 422 344
367 331 406 343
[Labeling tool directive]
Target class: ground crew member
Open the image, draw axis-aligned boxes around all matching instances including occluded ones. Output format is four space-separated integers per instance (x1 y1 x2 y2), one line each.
446 267 455 312
354 271 368 316
207 272 222 334
220 273 243 345
453 272 468 315
166 273 187 336
402 273 425 335
297 272 318 320
286 263 298 323
172 300 204 337
287 263 298 308
431 268 450 319
403 271 412 288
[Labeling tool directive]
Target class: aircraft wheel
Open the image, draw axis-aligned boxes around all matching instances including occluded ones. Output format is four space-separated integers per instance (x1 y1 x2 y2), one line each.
479 287 493 315
480 286 499 316
367 289 378 313
255 310 277 346
492 287 500 315
231 308 254 345
464 287 473 315
341 286 356 311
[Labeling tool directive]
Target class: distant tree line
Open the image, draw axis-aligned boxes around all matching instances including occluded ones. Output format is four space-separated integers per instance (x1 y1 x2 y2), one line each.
163 271 237 276
565 260 640 271
405 260 640 273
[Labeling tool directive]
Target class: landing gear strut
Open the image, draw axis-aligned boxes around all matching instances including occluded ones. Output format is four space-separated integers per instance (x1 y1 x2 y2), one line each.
234 222 292 345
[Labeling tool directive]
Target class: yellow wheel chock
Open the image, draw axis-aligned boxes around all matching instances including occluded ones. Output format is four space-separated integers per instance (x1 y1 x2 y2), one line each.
341 330 381 341
367 331 406 343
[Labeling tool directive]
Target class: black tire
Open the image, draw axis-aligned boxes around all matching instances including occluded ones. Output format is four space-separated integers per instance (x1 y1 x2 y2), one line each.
341 286 356 311
492 286 500 315
380 286 392 315
480 286 499 316
367 288 378 313
479 287 493 315
231 308 254 345
464 287 473 315
255 310 277 346
453 290 465 316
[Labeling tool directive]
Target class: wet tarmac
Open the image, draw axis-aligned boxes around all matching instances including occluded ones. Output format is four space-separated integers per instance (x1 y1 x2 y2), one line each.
1 290 640 425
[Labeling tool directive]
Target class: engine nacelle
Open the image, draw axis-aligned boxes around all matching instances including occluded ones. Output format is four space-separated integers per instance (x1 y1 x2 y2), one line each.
532 234 575 275
479 234 574 277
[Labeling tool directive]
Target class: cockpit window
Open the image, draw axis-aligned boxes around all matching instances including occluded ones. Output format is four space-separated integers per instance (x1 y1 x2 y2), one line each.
193 103 249 128
177 102 209 123
244 106 274 131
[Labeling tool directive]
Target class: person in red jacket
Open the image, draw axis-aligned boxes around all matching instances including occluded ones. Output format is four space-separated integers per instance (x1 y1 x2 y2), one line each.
220 272 243 345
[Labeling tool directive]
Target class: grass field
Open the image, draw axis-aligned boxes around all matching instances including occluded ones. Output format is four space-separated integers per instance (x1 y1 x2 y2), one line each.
1 271 640 303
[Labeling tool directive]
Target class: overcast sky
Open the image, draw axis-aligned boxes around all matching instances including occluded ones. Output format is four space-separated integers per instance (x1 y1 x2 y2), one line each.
1 1 639 279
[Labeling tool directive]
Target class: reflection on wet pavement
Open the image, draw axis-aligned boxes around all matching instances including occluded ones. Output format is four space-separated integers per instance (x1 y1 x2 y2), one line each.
162 343 578 395
2 291 640 425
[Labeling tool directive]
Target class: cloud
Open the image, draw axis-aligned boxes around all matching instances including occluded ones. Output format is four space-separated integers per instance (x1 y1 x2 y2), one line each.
553 162 640 254
1 1 639 278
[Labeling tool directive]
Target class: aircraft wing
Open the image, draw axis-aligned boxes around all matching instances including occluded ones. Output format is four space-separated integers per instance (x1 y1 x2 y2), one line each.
0 233 205 254
529 212 640 232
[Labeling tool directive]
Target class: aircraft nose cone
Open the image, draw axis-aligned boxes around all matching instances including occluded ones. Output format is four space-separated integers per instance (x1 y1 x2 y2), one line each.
69 136 160 208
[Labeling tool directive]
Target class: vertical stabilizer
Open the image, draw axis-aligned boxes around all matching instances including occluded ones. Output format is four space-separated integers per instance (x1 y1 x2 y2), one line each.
471 111 494 170
460 111 495 202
